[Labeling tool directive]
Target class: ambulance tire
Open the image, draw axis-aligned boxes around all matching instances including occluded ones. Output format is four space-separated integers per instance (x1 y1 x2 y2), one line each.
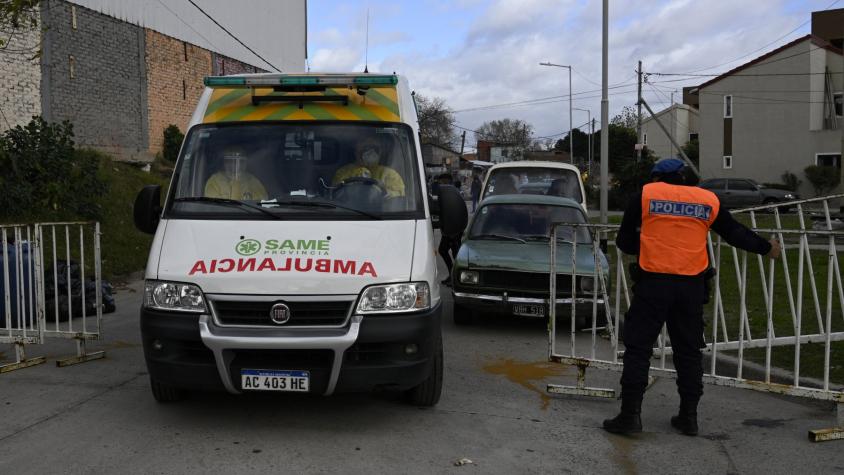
406 332 443 407
150 377 184 403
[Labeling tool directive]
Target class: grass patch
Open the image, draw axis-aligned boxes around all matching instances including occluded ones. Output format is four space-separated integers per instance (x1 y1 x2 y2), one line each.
2 154 170 280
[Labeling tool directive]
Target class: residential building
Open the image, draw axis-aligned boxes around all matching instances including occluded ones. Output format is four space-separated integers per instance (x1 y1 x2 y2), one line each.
490 145 524 163
422 143 460 176
0 0 306 161
641 103 699 160
697 29 842 198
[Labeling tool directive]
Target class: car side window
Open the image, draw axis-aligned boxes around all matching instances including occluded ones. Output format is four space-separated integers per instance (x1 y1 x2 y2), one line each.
729 180 756 191
702 179 726 190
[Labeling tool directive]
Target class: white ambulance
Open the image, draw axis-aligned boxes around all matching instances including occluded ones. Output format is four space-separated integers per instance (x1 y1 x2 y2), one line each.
133 73 467 406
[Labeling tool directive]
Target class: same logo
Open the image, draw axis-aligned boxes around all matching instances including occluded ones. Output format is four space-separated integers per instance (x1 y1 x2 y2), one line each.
236 239 262 256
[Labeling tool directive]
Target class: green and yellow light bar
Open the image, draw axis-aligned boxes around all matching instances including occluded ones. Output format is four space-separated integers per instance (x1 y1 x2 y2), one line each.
203 75 399 88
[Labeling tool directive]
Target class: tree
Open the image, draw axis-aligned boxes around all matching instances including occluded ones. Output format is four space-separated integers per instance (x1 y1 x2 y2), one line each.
611 105 638 130
681 138 699 168
804 165 841 196
554 129 590 161
592 124 638 173
0 0 40 54
474 118 533 147
415 94 457 149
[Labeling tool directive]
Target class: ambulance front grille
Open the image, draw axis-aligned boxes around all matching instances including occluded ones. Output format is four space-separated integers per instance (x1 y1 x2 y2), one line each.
211 300 352 327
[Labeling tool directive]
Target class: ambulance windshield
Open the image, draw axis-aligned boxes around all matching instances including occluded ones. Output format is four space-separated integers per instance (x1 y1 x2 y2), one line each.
168 123 424 220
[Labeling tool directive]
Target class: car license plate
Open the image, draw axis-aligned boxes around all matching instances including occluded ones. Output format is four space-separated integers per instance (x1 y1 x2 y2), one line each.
240 369 310 392
513 304 545 317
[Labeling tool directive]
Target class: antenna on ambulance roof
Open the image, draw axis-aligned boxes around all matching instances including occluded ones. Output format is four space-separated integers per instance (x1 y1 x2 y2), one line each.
363 8 370 73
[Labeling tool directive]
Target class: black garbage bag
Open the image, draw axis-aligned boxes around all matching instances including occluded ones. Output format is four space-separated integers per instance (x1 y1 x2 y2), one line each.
43 260 116 321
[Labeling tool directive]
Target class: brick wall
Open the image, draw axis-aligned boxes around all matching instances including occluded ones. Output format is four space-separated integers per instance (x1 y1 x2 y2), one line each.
0 7 41 132
145 29 211 155
212 52 266 76
41 0 148 161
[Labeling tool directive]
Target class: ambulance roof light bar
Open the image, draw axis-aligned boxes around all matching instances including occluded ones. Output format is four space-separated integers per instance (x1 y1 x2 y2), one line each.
204 75 398 88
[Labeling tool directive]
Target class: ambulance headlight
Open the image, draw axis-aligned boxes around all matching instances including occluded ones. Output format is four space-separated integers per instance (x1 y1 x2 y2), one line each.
357 282 431 314
144 280 207 313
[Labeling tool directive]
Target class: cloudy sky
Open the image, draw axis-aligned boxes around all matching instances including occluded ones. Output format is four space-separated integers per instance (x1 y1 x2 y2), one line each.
307 0 839 150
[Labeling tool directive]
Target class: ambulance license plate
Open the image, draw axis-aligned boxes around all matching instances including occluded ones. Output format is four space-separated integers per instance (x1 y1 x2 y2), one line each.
240 369 310 392
513 304 544 317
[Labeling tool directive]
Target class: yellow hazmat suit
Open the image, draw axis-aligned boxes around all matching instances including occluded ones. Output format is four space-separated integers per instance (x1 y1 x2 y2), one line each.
332 164 405 198
204 172 268 201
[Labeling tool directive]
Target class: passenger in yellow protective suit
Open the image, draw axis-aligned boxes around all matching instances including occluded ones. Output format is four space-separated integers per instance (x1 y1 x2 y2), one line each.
204 146 268 201
332 137 405 197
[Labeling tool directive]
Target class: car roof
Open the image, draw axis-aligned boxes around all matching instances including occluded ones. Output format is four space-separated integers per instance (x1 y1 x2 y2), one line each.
479 194 584 210
487 161 580 172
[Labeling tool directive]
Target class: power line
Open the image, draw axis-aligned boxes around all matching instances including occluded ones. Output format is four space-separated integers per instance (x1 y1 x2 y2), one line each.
185 0 281 73
452 84 639 113
156 0 222 52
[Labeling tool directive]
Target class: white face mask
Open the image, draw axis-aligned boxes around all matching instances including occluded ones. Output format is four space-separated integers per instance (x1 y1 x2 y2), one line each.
361 149 380 166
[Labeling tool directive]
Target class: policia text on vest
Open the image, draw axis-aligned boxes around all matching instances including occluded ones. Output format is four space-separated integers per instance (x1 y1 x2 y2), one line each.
603 168 781 437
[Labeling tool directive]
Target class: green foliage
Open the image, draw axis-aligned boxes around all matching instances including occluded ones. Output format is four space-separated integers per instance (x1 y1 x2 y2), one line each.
474 118 533 147
681 138 699 168
780 170 801 192
0 117 108 219
610 105 638 130
803 165 841 196
162 124 184 163
0 0 40 54
591 124 638 174
608 152 656 209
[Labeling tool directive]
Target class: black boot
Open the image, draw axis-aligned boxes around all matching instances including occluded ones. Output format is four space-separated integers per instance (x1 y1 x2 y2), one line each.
670 400 698 436
603 397 643 434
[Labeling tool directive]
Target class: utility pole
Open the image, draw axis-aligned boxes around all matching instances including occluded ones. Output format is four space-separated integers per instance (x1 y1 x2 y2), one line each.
636 60 642 162
459 130 466 172
670 90 675 158
590 118 595 176
600 0 609 223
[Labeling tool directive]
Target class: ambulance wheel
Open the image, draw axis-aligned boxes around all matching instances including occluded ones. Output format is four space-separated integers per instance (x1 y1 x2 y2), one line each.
452 302 475 325
150 378 184 403
406 333 443 407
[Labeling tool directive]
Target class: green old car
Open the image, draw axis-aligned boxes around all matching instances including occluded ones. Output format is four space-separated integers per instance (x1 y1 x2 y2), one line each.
451 194 610 326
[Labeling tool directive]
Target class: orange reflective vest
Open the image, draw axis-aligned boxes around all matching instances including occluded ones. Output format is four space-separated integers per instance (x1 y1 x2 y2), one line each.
639 182 720 276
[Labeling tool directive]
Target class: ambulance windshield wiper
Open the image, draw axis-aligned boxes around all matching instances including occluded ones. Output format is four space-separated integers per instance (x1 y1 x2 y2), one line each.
262 199 382 220
472 234 526 243
174 197 284 220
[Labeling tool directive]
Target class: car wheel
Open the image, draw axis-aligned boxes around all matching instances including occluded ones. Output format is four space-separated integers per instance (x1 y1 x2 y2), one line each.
405 332 443 407
150 377 184 403
453 302 475 325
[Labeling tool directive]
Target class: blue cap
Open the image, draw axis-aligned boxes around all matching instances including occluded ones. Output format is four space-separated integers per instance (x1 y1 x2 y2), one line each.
651 158 685 176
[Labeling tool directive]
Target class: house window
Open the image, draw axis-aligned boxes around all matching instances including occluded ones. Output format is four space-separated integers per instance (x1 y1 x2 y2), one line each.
816 153 842 168
69 55 75 79
724 95 732 118
183 42 188 62
835 92 842 118
723 155 732 169
71 6 77 30
643 133 648 145
688 133 699 141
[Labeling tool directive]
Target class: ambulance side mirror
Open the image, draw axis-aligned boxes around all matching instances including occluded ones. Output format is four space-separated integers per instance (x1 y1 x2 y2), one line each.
437 185 468 236
134 185 162 234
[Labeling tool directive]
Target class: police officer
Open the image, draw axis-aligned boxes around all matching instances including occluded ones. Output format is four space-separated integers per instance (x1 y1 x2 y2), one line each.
603 158 781 436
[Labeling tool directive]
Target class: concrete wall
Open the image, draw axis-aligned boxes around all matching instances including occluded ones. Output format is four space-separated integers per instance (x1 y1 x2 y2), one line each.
0 7 41 132
41 0 148 160
642 104 699 160
699 39 843 197
145 29 211 154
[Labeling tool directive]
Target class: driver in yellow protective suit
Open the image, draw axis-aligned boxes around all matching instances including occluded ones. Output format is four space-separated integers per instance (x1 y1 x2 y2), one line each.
204 146 268 201
332 137 405 198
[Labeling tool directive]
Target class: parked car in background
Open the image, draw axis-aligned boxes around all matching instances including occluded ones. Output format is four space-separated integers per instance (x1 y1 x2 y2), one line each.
479 161 587 211
698 178 799 210
451 194 608 327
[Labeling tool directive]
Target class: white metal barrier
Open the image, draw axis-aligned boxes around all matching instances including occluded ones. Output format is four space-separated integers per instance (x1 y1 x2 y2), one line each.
0 222 104 372
0 224 46 372
547 195 844 442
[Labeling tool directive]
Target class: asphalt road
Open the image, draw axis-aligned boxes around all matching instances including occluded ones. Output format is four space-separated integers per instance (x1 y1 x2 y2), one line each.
1 279 842 474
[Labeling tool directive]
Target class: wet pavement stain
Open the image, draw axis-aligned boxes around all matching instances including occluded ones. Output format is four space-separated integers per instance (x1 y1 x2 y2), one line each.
100 340 140 350
604 433 638 475
482 359 567 410
741 418 788 428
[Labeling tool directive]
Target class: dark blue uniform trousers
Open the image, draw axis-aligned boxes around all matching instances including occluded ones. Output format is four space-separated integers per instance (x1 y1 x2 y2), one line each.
621 276 707 405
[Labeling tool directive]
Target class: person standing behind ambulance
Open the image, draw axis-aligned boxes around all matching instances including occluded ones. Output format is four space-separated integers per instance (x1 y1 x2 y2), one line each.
470 173 482 211
603 158 781 437
204 146 268 201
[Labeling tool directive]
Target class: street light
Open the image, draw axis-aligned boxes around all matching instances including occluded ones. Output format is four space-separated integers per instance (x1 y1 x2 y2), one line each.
539 62 573 164
573 107 591 175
